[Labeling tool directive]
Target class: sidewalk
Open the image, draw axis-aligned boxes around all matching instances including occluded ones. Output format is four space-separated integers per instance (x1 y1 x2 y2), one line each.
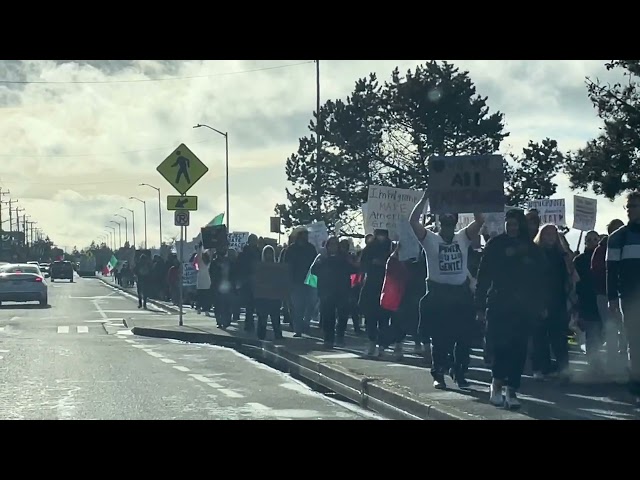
98 276 640 420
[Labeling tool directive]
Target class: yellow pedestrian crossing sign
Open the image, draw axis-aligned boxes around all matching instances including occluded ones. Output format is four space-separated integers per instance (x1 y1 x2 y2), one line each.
167 195 198 211
157 143 209 195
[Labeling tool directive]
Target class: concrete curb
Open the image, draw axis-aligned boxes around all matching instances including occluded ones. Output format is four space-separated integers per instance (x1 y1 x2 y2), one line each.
96 276 181 314
130 325 479 420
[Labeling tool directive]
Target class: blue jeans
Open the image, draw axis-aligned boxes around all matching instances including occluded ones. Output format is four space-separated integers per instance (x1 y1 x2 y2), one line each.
290 284 316 335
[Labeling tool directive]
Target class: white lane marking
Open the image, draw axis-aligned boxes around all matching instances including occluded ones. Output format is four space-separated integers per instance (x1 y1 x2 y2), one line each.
187 373 224 388
116 330 133 336
57 326 69 334
9 316 20 321
132 344 145 348
144 350 164 358
160 358 176 364
76 326 89 334
124 339 136 344
387 363 425 370
92 300 108 320
315 352 360 359
0 356 3 360
173 366 190 372
0 327 5 332
247 402 271 411
116 335 127 339
0 349 9 353
219 388 244 398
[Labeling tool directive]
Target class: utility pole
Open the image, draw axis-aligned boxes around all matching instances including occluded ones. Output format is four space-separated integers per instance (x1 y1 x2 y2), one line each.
315 59 322 218
16 207 25 244
0 188 9 232
8 198 17 232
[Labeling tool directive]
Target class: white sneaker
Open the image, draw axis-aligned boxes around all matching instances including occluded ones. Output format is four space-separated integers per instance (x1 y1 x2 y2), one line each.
533 371 545 381
489 382 504 407
504 388 521 410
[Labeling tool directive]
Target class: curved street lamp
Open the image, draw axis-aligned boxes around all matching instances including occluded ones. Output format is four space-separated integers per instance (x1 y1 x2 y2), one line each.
130 197 147 249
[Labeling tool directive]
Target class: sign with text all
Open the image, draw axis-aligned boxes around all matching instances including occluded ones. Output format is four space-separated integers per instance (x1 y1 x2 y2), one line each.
364 186 423 240
427 155 505 214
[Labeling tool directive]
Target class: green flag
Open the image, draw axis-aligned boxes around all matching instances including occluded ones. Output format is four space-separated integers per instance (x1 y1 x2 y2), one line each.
207 212 224 227
105 254 118 274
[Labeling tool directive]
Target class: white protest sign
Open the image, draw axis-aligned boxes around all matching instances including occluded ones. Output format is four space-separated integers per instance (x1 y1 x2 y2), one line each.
364 186 424 240
427 155 505 214
527 198 566 227
481 206 522 237
305 221 328 251
227 232 250 251
182 262 197 287
572 195 597 232
397 219 421 261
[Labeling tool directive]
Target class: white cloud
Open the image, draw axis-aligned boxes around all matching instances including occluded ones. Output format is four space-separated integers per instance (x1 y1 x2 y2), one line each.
0 60 632 252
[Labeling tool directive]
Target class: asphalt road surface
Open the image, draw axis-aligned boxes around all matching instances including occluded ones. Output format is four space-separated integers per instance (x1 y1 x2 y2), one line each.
0 275 383 420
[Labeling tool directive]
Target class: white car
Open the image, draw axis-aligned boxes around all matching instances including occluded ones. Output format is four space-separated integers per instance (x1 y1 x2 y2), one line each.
0 263 48 306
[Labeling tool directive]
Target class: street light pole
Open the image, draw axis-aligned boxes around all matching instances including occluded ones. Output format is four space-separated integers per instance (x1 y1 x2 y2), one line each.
105 226 116 251
130 197 147 249
110 220 122 249
140 183 162 248
121 207 136 249
193 124 230 229
115 214 128 245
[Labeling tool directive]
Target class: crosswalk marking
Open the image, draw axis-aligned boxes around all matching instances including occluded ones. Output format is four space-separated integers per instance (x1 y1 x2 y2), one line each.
56 326 96 334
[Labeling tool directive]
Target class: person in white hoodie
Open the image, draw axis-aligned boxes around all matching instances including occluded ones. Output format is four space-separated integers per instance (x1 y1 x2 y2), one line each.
196 243 212 316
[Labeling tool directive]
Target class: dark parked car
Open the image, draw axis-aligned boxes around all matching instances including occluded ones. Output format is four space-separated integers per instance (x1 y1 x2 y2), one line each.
50 261 74 282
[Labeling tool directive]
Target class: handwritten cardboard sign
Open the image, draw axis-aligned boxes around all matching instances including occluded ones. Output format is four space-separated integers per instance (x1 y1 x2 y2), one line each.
363 186 424 240
427 155 505 214
526 198 566 226
572 195 597 232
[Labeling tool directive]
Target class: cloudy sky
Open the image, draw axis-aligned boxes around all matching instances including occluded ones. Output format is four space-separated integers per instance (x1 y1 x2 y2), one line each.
0 60 629 251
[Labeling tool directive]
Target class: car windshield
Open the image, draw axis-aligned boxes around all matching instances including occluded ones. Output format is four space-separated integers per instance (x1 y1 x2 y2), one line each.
1 265 40 275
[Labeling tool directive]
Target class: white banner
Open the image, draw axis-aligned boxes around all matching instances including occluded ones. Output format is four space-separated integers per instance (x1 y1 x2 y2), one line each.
572 195 597 232
527 198 566 226
182 262 197 287
305 221 328 251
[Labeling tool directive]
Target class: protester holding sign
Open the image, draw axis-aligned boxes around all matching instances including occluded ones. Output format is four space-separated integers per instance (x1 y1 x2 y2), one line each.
410 190 484 390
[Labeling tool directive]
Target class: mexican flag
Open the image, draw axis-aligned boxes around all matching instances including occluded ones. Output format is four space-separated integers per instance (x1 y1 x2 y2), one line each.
102 255 118 275
206 212 224 227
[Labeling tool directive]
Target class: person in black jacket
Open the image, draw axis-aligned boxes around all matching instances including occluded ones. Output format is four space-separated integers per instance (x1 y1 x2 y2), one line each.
134 254 152 309
311 236 357 348
284 229 318 337
573 230 602 372
475 208 547 410
237 234 261 331
358 229 392 357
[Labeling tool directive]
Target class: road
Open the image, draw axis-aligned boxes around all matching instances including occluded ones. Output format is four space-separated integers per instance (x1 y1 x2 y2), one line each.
0 275 383 420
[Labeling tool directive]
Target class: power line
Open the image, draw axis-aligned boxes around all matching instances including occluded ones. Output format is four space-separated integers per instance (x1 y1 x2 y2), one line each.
0 61 313 85
0 137 215 159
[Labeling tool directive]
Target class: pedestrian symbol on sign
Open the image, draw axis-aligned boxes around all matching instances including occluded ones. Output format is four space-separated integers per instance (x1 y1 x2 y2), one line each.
156 143 209 195
172 151 191 184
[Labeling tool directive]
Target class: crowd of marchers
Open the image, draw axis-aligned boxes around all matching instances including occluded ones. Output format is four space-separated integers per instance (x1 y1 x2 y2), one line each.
109 190 640 410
